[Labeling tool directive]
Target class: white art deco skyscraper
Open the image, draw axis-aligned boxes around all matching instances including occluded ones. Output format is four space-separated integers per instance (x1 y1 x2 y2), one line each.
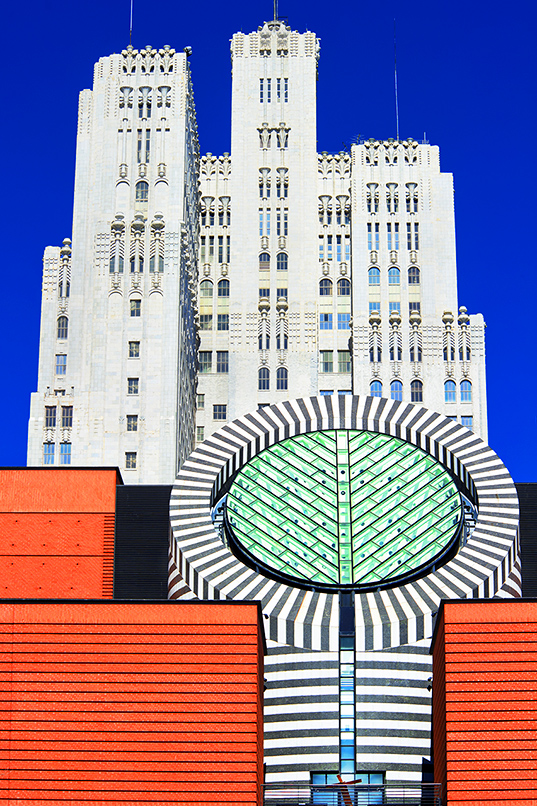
28 45 199 483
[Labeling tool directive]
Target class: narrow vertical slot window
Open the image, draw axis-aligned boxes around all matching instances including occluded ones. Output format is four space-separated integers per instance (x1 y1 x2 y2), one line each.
60 443 72 465
200 236 206 263
319 236 324 261
267 78 271 103
414 223 419 250
218 236 223 263
145 130 150 162
336 235 341 261
374 223 379 250
345 235 350 262
209 236 214 261
367 224 372 251
276 211 281 236
284 78 288 101
327 235 333 260
276 78 281 100
395 223 399 250
387 223 392 251
137 130 142 163
226 236 230 263
407 223 412 250
43 443 55 465
259 210 263 237
266 211 270 236
259 78 264 103
283 210 288 236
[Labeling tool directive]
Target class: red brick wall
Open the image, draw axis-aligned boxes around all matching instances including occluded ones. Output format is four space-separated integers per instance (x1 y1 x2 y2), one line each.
0 469 119 597
0 601 264 805
432 600 537 806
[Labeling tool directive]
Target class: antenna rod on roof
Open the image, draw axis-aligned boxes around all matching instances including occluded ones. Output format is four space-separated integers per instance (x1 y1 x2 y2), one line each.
394 19 400 141
129 0 134 46
274 0 278 20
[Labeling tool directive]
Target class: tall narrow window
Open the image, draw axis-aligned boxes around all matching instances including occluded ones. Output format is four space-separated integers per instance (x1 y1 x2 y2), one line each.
216 351 229 373
43 443 55 465
284 78 288 101
276 253 288 271
408 266 420 284
60 443 71 465
390 380 403 401
217 314 229 331
266 212 271 236
394 223 399 250
125 452 137 469
259 252 270 270
320 313 333 330
258 367 270 390
145 130 150 162
345 236 350 261
319 236 324 261
127 377 139 395
407 223 412 250
57 317 68 340
276 211 281 236
367 223 372 251
327 235 333 260
276 78 281 100
259 210 263 237
209 236 214 261
127 414 138 432
199 351 212 373
444 380 456 403
388 267 400 285
218 279 230 297
137 130 142 163
61 406 73 428
338 278 351 296
129 341 140 358
267 78 271 103
45 406 57 428
319 278 333 296
374 223 379 250
200 280 213 297
414 223 419 250
283 210 288 236
218 236 223 263
387 223 392 251
336 235 342 261
320 351 333 373
460 380 472 402
338 350 351 373
130 299 141 317
276 367 288 390
411 380 423 402
368 267 380 285
259 78 264 103
196 394 205 410
196 426 205 442
338 313 350 330
55 355 67 375
370 381 382 397
226 236 230 262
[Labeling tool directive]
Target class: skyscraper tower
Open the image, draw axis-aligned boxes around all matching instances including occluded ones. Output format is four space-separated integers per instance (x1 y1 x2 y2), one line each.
195 18 486 445
28 45 199 482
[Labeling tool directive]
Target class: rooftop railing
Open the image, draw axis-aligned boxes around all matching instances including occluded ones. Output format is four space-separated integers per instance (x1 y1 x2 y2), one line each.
263 783 442 806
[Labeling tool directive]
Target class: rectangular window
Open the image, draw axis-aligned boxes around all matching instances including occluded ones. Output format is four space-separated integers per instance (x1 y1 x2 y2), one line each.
129 341 140 358
319 236 324 261
61 406 73 428
320 350 333 373
137 130 142 163
267 78 271 103
320 313 333 330
226 236 230 263
130 299 141 317
462 416 473 428
367 223 372 251
277 77 281 99
369 302 380 313
407 222 412 250
395 223 399 250
389 302 401 313
199 314 212 330
387 223 392 251
145 129 150 162
276 288 287 299
336 235 342 262
338 350 351 373
217 314 229 331
126 414 138 431
199 351 212 373
43 443 55 465
213 404 227 420
200 236 206 263
54 389 65 396
259 210 263 237
375 223 379 251
414 223 419 250
209 236 214 260
338 313 351 330
345 236 350 262
284 77 288 101
196 426 205 442
125 451 137 469
259 78 263 103
60 443 71 466
196 394 205 409
409 302 421 314
216 351 229 373
45 406 57 428
283 210 288 236
266 211 270 236
320 390 334 396
276 211 281 236
127 377 139 395
327 235 333 260
259 288 270 298
218 236 223 263
55 355 67 375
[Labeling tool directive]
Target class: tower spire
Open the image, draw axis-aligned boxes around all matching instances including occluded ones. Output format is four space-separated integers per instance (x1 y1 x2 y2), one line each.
273 0 278 21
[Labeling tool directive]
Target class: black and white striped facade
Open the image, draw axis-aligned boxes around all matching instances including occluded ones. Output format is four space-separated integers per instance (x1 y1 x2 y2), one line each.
169 395 520 783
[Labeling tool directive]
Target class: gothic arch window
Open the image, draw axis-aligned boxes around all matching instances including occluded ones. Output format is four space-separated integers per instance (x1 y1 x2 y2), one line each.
258 367 270 391
57 317 68 340
276 252 288 271
388 267 400 285
218 279 230 297
200 280 213 298
259 252 270 269
444 380 456 403
370 380 382 397
460 380 472 402
135 181 149 202
408 266 420 284
368 267 380 285
319 278 333 296
390 380 403 401
276 367 288 390
411 379 423 402
337 278 351 296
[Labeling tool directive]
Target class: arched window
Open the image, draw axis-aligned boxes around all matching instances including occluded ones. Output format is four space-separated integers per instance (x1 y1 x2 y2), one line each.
276 367 288 390
200 280 213 298
368 267 380 285
370 380 382 398
390 380 403 401
444 380 456 403
258 367 270 391
135 181 149 202
460 380 472 402
276 252 288 271
57 316 68 340
217 279 230 297
319 278 333 296
388 267 400 285
259 252 270 270
408 266 420 285
411 379 423 402
337 278 351 296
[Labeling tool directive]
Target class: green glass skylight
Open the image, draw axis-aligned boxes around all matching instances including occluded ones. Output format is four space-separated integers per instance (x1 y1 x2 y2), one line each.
225 430 463 589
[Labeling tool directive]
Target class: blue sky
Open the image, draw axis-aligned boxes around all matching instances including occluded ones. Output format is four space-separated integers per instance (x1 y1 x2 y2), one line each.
2 0 535 478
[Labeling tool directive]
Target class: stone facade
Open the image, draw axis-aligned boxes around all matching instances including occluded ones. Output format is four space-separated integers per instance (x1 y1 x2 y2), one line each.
28 46 199 482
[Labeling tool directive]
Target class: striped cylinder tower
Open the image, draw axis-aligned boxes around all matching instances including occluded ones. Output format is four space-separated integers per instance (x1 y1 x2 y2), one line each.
169 395 520 784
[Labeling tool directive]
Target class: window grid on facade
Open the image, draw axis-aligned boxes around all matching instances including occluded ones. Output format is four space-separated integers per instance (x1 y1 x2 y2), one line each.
196 426 205 442
45 407 57 428
370 381 382 397
126 414 138 431
319 278 332 296
55 355 67 375
213 404 227 420
368 267 380 285
128 341 140 358
200 314 212 330
127 377 139 395
276 367 288 390
130 299 141 317
388 267 400 285
199 351 212 373
217 314 229 331
411 380 423 402
338 350 351 373
60 443 71 465
320 313 332 330
43 443 54 465
445 380 456 403
460 380 472 402
337 278 351 296
200 280 213 298
258 367 270 390
408 266 420 284
61 406 73 428
57 317 68 340
125 451 137 469
218 279 230 297
216 351 229 373
320 351 333 373
338 313 350 330
390 380 403 401
196 394 205 409
461 416 473 428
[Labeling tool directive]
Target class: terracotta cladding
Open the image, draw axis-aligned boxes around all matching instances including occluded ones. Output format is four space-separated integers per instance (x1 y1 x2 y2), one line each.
0 469 119 598
0 602 264 805
432 601 537 806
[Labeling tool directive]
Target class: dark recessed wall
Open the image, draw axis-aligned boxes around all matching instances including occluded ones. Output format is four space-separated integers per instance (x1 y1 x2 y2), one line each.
516 483 537 597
